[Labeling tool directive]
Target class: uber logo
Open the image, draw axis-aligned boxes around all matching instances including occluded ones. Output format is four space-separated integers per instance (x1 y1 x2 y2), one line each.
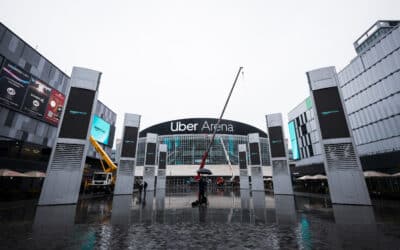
170 121 199 132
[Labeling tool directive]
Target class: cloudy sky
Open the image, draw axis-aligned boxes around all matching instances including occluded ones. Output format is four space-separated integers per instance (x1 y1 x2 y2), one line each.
1 0 399 146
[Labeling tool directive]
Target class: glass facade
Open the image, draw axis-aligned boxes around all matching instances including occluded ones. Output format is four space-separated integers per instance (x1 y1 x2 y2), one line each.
136 134 270 166
338 23 400 156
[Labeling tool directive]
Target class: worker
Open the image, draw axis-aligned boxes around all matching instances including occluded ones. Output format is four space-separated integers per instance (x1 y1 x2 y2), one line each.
198 176 207 205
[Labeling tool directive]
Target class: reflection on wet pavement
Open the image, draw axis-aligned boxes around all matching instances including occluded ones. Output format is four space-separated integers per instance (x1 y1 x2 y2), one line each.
0 189 400 249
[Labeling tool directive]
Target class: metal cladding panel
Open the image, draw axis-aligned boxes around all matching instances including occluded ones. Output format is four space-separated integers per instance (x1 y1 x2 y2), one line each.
38 67 101 205
250 166 264 191
307 67 371 205
266 113 283 128
115 114 140 195
114 159 135 195
271 160 293 195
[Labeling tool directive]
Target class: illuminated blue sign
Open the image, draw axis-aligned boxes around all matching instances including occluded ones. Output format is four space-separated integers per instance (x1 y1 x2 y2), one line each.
288 121 300 160
91 115 111 144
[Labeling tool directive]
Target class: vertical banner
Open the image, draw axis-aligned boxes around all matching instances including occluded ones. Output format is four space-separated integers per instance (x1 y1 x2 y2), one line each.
0 60 30 110
44 89 65 125
22 77 52 119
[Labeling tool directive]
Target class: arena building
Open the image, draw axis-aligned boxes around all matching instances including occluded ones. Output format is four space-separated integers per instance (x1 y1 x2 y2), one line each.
133 118 272 177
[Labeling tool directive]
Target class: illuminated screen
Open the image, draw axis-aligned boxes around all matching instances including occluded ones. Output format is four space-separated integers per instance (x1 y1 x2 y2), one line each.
313 87 350 139
239 151 247 169
90 115 111 144
0 58 65 126
145 142 157 165
288 121 300 160
159 151 166 169
249 142 260 165
121 126 138 158
59 87 95 139
268 126 286 158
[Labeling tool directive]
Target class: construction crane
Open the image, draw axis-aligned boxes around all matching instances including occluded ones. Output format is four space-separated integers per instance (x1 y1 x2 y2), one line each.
219 137 234 182
86 136 118 193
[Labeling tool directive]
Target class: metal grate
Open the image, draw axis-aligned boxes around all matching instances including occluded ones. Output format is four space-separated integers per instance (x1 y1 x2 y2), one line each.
118 160 134 176
324 143 358 170
50 143 84 171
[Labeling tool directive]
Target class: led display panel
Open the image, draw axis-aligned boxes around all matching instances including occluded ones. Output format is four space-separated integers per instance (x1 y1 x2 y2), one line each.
0 60 30 110
288 121 300 160
44 89 65 125
121 126 138 158
159 151 167 169
145 142 157 165
90 115 111 144
59 87 95 139
313 87 350 139
239 151 247 169
22 77 51 118
0 57 65 126
268 126 286 158
249 142 261 165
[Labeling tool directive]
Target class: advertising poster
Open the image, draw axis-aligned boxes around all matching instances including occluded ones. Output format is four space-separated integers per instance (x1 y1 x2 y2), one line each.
59 87 95 139
121 126 138 158
90 115 111 144
0 60 30 110
44 88 65 126
313 87 350 139
268 126 286 158
159 151 166 169
249 142 261 165
22 78 51 118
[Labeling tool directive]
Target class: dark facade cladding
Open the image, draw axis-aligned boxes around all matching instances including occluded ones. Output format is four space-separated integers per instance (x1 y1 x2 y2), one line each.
136 118 271 166
0 23 116 172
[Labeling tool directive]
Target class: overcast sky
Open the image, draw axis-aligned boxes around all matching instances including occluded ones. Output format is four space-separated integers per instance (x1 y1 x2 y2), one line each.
1 0 399 147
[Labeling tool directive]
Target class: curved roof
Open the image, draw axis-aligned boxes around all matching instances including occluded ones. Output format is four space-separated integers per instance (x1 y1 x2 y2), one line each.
139 118 267 137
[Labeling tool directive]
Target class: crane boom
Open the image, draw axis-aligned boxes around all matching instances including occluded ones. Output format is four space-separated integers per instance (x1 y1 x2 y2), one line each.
89 136 117 173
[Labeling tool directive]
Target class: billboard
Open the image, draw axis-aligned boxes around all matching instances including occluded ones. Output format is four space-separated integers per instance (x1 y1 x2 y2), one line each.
0 58 65 126
159 151 167 169
268 126 286 158
0 60 30 110
145 142 157 165
239 151 247 169
59 87 95 139
313 87 350 139
22 77 51 119
121 126 138 158
90 115 111 145
288 121 300 160
249 142 261 165
44 89 65 125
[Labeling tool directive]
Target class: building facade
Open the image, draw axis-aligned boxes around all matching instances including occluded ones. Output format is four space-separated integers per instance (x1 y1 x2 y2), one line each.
0 23 116 173
288 20 400 174
134 118 271 176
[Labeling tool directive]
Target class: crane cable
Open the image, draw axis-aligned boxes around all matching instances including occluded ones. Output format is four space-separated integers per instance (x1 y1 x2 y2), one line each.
197 67 244 175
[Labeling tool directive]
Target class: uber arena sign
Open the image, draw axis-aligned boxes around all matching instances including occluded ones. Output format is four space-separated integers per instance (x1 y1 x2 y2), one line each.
170 121 234 133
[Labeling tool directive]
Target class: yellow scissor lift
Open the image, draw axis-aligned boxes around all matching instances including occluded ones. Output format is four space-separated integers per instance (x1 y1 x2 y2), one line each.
85 136 118 194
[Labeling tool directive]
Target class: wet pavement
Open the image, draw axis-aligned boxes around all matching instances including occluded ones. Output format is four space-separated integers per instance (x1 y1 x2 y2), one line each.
1 188 400 249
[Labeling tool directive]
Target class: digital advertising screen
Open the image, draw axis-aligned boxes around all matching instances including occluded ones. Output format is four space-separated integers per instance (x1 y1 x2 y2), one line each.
268 126 286 158
145 142 157 165
22 77 51 119
288 121 300 160
159 151 167 169
107 125 116 147
239 151 247 169
59 87 95 139
90 115 111 145
121 126 138 158
44 88 65 125
0 60 30 110
313 87 350 139
249 142 261 165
